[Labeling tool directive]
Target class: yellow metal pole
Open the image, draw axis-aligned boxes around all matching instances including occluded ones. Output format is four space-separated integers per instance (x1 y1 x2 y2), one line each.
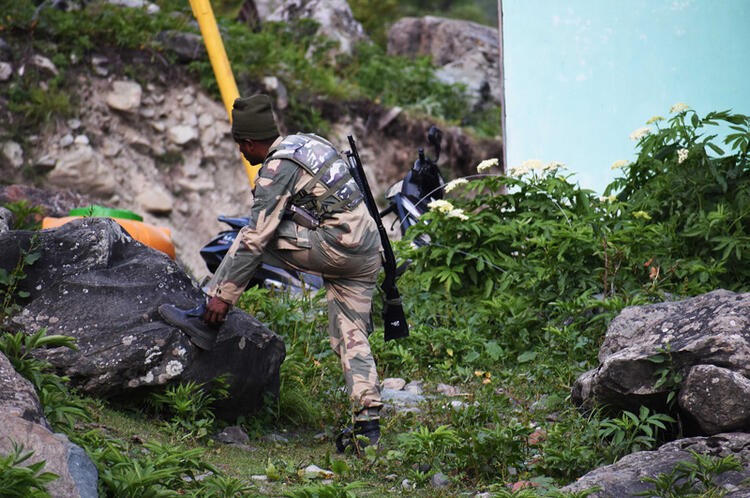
189 0 261 186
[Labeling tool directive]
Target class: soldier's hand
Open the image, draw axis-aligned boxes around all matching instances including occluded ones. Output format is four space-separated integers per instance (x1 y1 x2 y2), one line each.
203 296 230 325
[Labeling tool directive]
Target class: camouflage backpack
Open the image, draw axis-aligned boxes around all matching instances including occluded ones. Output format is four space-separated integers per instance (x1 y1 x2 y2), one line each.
269 133 363 219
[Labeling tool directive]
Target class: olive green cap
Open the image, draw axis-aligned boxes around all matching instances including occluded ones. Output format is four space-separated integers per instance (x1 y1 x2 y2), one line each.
231 94 279 141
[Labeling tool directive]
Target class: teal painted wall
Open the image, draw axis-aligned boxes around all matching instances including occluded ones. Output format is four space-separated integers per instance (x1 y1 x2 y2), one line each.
503 0 750 193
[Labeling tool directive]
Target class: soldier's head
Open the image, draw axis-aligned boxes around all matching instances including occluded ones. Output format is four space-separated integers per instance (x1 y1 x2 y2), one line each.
231 94 280 165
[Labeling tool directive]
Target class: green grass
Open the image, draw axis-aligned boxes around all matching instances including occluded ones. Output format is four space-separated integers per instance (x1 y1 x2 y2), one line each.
85 389 489 497
2 0 500 140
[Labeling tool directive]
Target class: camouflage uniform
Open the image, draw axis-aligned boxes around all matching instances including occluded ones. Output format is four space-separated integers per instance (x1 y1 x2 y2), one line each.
205 134 383 421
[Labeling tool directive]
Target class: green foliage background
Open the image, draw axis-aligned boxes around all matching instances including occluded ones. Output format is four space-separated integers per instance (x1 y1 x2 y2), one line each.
1 0 750 494
2 0 499 139
4 104 745 497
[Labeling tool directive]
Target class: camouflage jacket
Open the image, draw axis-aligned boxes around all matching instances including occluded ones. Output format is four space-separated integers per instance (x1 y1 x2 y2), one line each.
207 134 381 305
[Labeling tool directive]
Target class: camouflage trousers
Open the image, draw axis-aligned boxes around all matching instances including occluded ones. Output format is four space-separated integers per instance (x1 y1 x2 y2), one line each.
244 231 383 421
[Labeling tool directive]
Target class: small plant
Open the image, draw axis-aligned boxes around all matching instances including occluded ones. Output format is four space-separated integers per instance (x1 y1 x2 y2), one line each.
284 481 366 498
648 343 684 409
149 378 229 441
199 474 256 497
0 236 41 324
454 418 534 482
86 436 215 497
0 442 59 498
637 450 744 497
2 200 45 230
536 408 607 482
7 77 73 132
236 286 336 429
395 424 461 472
598 406 675 463
0 329 88 430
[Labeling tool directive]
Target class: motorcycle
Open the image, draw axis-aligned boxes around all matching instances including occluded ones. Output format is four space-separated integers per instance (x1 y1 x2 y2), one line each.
199 125 447 293
379 125 445 243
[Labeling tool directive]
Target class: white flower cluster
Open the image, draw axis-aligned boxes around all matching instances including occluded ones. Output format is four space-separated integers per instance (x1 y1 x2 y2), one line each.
670 102 690 114
477 158 499 173
509 159 542 177
428 199 468 220
598 195 617 203
446 208 469 220
629 127 651 141
508 159 564 178
610 159 629 170
444 178 468 193
428 199 455 213
545 160 566 171
677 148 689 164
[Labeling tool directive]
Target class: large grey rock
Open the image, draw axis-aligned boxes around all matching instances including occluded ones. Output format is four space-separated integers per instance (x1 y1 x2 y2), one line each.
0 217 285 419
387 16 501 106
0 352 47 427
266 0 367 57
562 433 750 497
680 364 750 434
48 145 117 196
572 290 750 435
1 353 98 498
2 417 99 498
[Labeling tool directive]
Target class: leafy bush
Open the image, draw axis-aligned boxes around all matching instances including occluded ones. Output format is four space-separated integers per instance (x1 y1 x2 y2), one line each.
5 0 491 137
536 408 605 482
597 406 675 463
396 107 750 374
6 78 73 131
346 42 471 124
78 433 215 498
0 329 89 430
608 107 750 291
33 1 191 55
395 424 461 470
370 105 750 485
0 235 41 324
637 451 743 497
198 473 256 498
0 443 58 498
2 201 45 231
149 379 229 441
236 286 340 429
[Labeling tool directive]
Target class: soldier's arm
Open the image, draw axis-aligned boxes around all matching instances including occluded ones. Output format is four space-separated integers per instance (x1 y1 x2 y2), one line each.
206 158 299 305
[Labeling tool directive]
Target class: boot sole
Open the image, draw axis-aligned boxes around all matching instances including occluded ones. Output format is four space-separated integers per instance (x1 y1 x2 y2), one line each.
158 304 217 351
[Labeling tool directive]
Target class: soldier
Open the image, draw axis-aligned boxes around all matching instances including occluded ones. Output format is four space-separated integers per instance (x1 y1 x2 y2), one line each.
160 94 383 450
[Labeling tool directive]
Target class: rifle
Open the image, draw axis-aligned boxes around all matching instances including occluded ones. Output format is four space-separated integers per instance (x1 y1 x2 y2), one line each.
346 136 409 341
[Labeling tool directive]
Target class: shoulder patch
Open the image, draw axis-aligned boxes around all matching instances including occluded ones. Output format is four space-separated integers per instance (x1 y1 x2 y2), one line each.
263 158 283 175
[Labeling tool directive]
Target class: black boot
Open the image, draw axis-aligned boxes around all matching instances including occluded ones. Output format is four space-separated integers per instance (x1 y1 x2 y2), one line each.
158 303 219 351
335 419 380 453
